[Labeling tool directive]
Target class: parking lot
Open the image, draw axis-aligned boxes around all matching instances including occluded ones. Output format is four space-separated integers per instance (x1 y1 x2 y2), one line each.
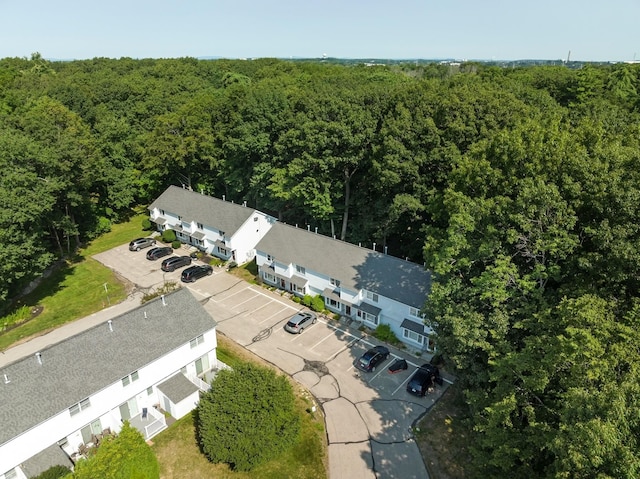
95 244 451 479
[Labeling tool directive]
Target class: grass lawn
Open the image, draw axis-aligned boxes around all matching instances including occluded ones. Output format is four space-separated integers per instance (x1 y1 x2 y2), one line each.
0 212 149 351
152 335 328 479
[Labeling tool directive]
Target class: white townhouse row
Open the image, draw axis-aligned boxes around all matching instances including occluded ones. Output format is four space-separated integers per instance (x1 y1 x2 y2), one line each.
0 289 219 479
255 223 435 351
148 186 435 352
148 185 277 265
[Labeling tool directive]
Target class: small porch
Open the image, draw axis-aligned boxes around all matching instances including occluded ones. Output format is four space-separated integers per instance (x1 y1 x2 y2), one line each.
128 406 168 440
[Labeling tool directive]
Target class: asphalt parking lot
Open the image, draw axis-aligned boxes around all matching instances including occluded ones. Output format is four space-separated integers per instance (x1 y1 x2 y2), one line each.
94 244 451 479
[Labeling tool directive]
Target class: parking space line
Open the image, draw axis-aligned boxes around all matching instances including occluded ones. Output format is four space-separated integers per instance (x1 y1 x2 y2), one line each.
218 287 251 301
232 293 260 308
247 286 299 311
258 308 290 325
309 330 338 350
392 375 413 396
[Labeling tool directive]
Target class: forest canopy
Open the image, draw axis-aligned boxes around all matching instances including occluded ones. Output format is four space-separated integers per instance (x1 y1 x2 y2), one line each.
1 54 640 477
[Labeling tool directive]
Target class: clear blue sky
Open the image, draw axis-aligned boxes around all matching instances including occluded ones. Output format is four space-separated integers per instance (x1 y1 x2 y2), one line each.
1 0 638 62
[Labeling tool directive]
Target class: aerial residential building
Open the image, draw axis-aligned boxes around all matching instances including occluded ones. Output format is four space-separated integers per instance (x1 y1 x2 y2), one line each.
148 185 277 264
0 288 218 479
255 223 434 351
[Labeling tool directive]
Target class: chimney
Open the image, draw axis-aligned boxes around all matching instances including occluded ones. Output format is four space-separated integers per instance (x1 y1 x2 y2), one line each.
35 352 42 365
108 320 113 332
4 374 10 384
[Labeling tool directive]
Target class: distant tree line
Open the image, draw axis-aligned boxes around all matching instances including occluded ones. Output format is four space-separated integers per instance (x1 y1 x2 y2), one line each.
2 53 640 477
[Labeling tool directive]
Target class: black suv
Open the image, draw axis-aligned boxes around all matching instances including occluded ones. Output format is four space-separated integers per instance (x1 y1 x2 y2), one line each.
146 246 173 261
355 345 390 372
161 255 192 272
406 364 441 397
129 237 156 251
181 264 213 282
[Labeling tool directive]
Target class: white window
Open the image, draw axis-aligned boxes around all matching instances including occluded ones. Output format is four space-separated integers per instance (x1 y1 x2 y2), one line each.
409 307 421 318
121 371 139 387
69 397 91 417
327 297 340 309
291 283 305 294
330 278 341 287
160 209 165 215
403 329 425 345
295 264 305 275
366 291 379 303
267 254 274 262
358 310 378 325
197 222 203 230
190 334 205 348
177 215 182 221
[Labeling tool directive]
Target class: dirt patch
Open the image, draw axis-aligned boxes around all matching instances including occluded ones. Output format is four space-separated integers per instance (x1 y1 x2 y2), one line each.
415 385 473 479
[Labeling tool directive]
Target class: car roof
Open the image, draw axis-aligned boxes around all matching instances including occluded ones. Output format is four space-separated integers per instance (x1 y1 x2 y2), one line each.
290 312 311 323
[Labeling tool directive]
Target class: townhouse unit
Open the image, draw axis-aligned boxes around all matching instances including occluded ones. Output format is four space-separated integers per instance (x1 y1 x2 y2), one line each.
148 186 277 264
255 223 434 352
0 288 218 479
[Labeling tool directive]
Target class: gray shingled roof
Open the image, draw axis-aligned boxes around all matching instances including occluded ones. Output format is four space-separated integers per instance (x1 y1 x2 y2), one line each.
157 373 199 404
148 185 257 237
0 288 216 447
256 223 431 308
21 443 73 478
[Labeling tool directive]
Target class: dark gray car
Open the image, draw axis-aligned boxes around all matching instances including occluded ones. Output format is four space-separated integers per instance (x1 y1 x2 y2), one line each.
161 255 192 272
129 237 156 251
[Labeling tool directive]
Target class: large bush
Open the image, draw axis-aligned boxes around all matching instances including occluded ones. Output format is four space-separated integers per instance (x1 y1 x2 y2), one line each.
31 465 71 479
161 229 176 243
195 363 301 471
71 422 159 479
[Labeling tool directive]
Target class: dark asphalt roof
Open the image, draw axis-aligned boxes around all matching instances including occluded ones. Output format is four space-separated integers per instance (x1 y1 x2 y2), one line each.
0 288 216 446
256 223 431 308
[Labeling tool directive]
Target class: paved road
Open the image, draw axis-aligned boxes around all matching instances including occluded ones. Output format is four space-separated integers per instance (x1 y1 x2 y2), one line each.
3 244 451 479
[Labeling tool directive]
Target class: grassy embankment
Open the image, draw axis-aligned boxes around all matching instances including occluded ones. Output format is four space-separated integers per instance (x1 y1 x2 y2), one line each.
0 212 148 351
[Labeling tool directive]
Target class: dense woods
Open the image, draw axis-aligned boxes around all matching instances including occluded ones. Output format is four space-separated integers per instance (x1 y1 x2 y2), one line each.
1 54 640 477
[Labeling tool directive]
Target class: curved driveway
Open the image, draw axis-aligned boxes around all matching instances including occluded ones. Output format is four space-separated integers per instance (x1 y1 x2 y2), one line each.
86 246 451 477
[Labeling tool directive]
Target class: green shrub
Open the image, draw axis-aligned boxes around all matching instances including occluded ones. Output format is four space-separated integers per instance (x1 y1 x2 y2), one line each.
0 305 32 332
141 218 152 230
196 363 301 471
372 323 401 346
292 296 302 303
302 294 313 307
171 240 181 249
310 295 325 312
161 229 176 243
227 261 238 270
31 464 71 479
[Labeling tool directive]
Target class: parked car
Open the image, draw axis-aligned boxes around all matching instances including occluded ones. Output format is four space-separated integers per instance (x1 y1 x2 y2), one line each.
161 255 192 272
181 264 213 282
129 237 156 251
355 345 390 372
146 246 173 261
284 311 317 334
406 364 441 397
